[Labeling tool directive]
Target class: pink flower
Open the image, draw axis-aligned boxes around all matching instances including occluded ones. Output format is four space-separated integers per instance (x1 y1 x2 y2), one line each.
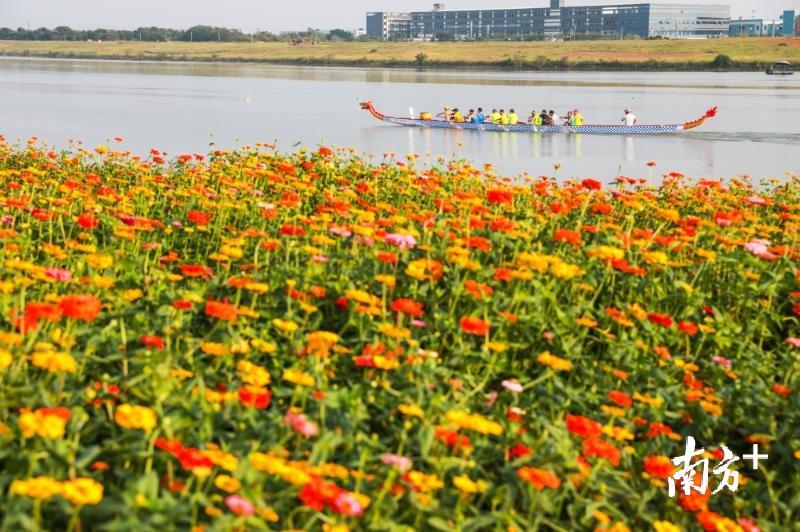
331 492 364 516
45 268 72 282
543 331 554 342
284 409 319 437
380 453 412 472
745 196 766 205
738 518 761 532
311 255 329 263
502 379 524 393
329 226 352 238
385 233 416 250
224 494 254 516
485 390 498 407
712 355 732 369
411 319 426 328
786 337 800 348
744 239 777 260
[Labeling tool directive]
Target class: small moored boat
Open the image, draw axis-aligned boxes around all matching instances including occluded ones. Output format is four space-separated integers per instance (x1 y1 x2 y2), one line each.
766 60 794 76
360 102 717 135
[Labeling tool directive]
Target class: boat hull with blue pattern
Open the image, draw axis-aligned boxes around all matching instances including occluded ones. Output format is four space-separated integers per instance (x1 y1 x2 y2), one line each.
360 102 717 135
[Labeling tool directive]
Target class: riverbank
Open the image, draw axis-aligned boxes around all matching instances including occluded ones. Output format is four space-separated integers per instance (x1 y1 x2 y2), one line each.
1 38 798 70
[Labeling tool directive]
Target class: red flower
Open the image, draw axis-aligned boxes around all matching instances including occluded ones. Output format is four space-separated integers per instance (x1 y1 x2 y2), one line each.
678 321 699 335
565 414 602 440
187 210 213 226
180 264 213 279
238 386 271 409
508 443 533 459
772 384 791 397
460 316 490 336
643 455 674 478
390 298 425 317
487 189 514 205
318 146 333 157
646 161 657 167
280 224 306 237
140 335 165 350
59 294 102 322
205 300 238 323
376 251 398 264
77 213 98 229
607 390 632 408
172 299 193 310
582 437 621 466
554 228 581 245
647 312 673 328
581 178 602 190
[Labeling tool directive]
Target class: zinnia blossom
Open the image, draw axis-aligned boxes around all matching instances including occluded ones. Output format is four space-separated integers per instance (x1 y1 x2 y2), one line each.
59 294 102 322
224 494 255 516
205 299 238 323
460 316 490 336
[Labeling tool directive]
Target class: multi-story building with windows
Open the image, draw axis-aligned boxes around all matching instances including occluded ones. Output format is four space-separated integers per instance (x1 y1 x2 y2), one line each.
365 11 412 40
366 2 731 40
729 11 795 37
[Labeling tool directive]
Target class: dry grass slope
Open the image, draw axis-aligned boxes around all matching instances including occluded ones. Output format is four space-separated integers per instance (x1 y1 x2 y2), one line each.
1 38 798 69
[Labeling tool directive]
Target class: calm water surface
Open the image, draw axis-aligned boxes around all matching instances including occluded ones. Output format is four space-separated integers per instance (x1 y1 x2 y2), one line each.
1 57 799 180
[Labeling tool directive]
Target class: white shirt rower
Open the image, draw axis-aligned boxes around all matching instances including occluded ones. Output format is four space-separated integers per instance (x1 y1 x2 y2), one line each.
623 109 637 126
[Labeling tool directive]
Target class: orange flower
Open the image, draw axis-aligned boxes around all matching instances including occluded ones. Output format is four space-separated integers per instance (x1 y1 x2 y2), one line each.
238 386 271 409
180 264 214 279
59 295 101 322
582 438 621 466
607 390 632 408
554 228 581 245
390 298 425 317
459 316 489 336
679 489 710 512
565 414 602 440
517 467 561 490
643 455 674 478
205 300 238 323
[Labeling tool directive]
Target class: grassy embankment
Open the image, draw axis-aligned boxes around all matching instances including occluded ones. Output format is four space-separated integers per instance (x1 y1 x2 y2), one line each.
0 38 798 70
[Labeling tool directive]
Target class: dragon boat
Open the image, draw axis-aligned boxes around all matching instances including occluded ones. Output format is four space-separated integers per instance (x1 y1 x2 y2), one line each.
360 102 717 135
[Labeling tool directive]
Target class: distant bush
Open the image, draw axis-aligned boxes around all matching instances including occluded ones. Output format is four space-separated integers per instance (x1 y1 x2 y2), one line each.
415 52 428 66
711 53 733 68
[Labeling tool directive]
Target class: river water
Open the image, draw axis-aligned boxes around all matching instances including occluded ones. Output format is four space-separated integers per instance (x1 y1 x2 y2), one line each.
1 57 798 180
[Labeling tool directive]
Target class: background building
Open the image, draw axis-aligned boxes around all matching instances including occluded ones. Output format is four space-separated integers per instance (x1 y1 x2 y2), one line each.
366 11 411 40
367 2 731 40
729 10 795 37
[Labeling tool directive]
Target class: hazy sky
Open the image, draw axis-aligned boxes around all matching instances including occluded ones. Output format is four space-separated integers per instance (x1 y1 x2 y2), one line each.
0 1 791 32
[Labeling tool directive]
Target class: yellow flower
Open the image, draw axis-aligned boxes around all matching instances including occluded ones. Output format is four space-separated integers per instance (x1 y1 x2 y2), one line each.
405 471 444 492
31 351 77 373
283 369 315 387
0 332 23 345
374 355 400 370
200 342 230 357
252 339 277 353
575 316 598 328
123 289 143 302
453 474 488 494
114 404 157 431
10 477 62 500
61 478 104 506
0 348 12 370
237 360 271 387
213 475 241 493
245 281 269 294
652 521 681 532
272 318 299 334
19 410 68 439
258 507 280 522
374 274 396 287
550 260 584 280
86 253 113 269
587 246 624 261
322 525 349 532
643 251 669 265
398 404 424 418
445 410 503 436
537 351 573 372
377 323 410 339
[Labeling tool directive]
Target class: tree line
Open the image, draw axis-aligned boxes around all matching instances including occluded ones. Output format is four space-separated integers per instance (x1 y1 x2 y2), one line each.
0 26 364 43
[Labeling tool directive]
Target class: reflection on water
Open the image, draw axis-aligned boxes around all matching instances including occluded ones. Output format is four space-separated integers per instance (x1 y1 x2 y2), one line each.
0 57 798 179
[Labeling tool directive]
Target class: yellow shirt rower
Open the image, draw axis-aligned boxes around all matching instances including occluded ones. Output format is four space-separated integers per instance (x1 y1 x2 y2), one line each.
573 109 584 126
508 109 519 125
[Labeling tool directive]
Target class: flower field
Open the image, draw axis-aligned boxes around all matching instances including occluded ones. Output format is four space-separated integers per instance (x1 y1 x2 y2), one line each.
0 135 798 531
